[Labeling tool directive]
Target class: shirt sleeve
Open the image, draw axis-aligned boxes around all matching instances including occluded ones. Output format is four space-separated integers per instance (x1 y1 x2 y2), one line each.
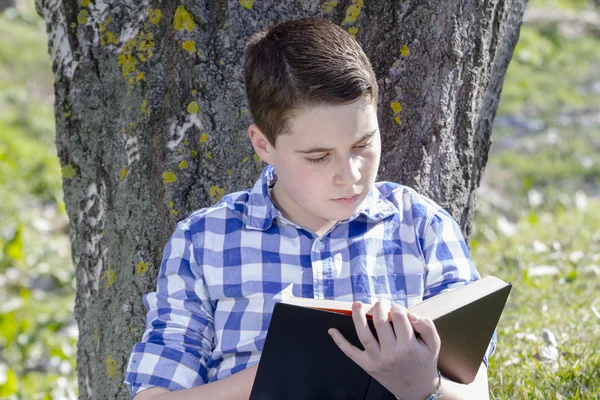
124 220 216 399
420 209 480 299
420 208 497 367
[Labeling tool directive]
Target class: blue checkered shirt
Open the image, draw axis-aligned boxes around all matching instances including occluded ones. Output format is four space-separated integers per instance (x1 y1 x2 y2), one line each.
124 165 496 398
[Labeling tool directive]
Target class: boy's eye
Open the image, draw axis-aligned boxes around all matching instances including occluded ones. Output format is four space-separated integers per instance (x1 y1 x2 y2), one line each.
306 154 329 164
354 141 372 150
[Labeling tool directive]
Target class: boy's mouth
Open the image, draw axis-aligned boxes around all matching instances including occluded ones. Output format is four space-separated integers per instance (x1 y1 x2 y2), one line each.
332 194 360 205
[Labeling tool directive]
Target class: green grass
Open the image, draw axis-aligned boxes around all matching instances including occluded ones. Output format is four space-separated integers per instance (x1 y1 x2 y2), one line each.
499 25 600 117
0 5 77 399
473 200 600 399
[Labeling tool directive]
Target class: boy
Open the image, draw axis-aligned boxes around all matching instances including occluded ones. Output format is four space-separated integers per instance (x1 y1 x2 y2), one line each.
124 18 495 400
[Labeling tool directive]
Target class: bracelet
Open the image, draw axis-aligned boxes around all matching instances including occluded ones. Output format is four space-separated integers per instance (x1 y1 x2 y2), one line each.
394 369 442 400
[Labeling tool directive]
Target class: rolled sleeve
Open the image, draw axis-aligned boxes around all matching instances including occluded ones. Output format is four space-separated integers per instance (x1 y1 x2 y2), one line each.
483 330 498 368
124 221 215 398
420 209 498 369
421 209 480 299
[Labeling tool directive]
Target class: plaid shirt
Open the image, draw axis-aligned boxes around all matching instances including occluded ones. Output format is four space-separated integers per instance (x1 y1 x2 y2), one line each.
124 165 496 398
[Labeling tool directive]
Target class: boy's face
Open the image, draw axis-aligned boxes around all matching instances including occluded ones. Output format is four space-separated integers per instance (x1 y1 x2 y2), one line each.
249 96 381 234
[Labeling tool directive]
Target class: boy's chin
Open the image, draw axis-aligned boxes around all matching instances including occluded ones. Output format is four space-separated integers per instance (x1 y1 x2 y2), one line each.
325 206 362 222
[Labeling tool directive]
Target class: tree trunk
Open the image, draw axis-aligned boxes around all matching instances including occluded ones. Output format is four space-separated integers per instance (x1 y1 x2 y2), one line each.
37 0 526 398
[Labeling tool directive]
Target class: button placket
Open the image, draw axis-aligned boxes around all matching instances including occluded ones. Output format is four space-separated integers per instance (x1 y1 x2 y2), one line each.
312 239 325 299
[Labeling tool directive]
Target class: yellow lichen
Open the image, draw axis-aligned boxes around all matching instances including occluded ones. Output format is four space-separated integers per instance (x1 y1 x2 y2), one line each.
99 16 113 33
348 27 358 38
199 132 209 143
390 101 402 114
240 108 248 115
179 160 188 169
117 29 154 83
77 9 88 24
184 139 189 146
342 0 363 25
169 201 174 207
227 169 233 175
187 101 199 114
118 39 138 78
174 5 196 32
120 167 128 180
148 8 162 24
80 0 90 7
163 171 177 183
136 261 148 275
319 0 338 13
253 153 261 163
171 209 179 216
62 164 76 179
102 267 116 289
106 356 117 378
101 31 119 46
182 40 196 53
205 151 213 159
191 89 197 94
242 157 248 163
395 116 401 125
400 45 410 57
239 0 253 10
64 111 71 118
191 150 198 157
219 60 225 65
209 185 225 202
141 99 148 114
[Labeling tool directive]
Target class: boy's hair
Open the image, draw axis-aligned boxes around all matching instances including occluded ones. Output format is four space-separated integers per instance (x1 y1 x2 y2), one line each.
243 18 378 146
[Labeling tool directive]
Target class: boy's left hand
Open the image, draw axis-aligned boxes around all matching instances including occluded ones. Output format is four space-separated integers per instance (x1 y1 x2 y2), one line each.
328 300 441 400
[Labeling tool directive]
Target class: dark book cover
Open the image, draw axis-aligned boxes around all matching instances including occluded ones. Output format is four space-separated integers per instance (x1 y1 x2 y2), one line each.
250 279 512 399
249 303 394 400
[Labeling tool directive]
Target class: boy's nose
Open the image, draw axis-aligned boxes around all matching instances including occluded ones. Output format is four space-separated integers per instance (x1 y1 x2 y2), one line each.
334 155 361 186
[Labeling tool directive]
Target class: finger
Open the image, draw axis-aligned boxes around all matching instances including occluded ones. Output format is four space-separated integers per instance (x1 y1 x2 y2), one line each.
408 313 441 355
390 305 414 344
351 301 380 356
371 299 396 351
328 328 366 365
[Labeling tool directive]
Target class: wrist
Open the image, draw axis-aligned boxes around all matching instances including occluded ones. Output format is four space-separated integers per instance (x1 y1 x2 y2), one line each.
394 369 442 400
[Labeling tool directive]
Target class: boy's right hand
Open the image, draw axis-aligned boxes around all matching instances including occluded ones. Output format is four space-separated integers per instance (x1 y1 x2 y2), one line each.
328 300 441 400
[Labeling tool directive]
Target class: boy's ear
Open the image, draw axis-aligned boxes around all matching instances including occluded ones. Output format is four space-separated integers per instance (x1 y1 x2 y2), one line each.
248 124 274 165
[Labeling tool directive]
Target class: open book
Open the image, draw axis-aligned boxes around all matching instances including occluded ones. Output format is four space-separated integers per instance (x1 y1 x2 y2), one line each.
249 276 512 400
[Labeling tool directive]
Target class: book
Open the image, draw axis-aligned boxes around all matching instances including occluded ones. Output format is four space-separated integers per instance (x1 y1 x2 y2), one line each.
249 276 512 400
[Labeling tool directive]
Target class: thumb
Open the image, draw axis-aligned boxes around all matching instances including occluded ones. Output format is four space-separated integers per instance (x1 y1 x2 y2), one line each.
408 313 440 354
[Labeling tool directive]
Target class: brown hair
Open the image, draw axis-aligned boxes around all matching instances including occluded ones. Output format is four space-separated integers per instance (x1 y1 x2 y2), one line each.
243 18 378 146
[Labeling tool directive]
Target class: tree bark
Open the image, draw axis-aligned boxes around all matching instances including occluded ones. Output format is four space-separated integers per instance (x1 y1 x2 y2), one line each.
37 0 526 398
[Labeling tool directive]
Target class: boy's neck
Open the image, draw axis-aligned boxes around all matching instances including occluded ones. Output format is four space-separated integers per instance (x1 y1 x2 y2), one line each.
270 183 336 237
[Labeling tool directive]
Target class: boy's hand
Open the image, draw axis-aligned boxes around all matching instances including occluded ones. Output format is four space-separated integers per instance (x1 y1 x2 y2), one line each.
328 300 441 400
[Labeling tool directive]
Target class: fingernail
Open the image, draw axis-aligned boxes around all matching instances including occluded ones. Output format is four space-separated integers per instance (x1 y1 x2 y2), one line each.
408 313 420 322
352 301 362 311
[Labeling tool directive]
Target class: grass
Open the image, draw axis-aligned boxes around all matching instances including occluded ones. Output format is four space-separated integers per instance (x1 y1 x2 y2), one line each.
473 200 600 398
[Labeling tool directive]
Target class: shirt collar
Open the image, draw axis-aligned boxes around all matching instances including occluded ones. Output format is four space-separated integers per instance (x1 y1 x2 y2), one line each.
245 165 396 231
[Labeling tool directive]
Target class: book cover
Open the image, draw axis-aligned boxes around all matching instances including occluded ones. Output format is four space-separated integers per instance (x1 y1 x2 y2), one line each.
249 276 512 399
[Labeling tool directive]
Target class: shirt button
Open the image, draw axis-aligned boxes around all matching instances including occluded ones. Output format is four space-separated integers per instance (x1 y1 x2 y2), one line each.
317 242 324 251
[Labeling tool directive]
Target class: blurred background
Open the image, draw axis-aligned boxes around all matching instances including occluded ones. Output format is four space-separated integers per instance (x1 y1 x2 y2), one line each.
0 0 598 398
